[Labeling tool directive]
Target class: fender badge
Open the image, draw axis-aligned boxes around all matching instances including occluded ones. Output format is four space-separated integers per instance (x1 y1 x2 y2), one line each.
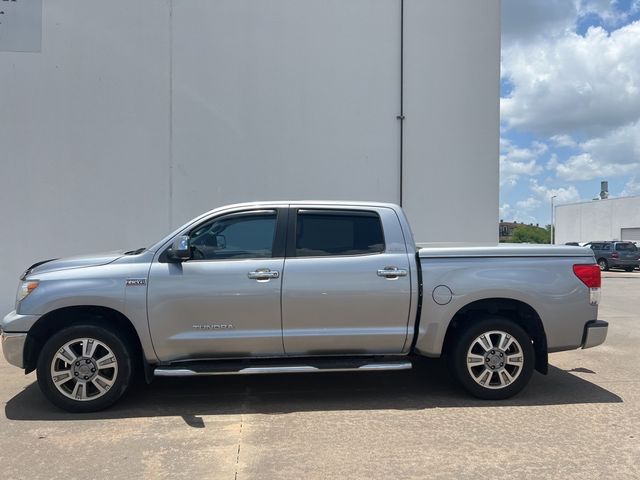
126 279 146 286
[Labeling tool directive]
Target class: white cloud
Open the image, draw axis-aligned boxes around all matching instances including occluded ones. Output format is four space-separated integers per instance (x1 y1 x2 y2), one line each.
502 1 635 48
516 197 542 211
581 120 640 164
549 121 640 181
550 134 578 148
530 179 581 204
581 0 631 28
621 176 640 196
500 138 545 186
501 0 578 46
546 153 560 170
555 153 639 181
499 203 512 220
501 21 640 137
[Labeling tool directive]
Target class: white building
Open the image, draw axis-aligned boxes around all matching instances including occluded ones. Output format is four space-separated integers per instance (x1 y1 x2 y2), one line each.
555 196 640 244
0 0 500 312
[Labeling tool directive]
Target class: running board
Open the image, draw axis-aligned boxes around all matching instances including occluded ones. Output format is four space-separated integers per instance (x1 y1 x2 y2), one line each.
154 358 412 377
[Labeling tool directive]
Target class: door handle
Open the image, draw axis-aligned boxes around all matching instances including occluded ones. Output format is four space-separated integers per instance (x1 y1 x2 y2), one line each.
377 267 408 278
248 269 280 280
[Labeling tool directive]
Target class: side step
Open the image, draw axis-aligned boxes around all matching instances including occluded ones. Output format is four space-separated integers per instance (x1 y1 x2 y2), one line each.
154 357 412 377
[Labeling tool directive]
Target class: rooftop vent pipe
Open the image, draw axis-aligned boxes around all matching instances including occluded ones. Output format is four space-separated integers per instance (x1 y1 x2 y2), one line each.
600 180 609 200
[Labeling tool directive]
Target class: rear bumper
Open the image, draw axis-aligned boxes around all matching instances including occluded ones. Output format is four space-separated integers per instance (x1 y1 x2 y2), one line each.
582 320 608 349
610 259 639 268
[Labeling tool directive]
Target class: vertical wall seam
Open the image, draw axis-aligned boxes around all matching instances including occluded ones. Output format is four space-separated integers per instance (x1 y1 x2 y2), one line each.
399 0 404 207
168 0 174 229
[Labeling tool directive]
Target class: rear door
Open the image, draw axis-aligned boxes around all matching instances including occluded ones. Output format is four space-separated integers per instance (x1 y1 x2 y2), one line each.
281 206 413 355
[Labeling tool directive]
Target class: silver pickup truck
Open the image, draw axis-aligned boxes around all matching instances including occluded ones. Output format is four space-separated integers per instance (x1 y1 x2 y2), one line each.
1 201 608 412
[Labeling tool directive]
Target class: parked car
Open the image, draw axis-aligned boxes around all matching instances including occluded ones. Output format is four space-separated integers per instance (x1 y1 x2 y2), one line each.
584 241 640 271
2 201 607 412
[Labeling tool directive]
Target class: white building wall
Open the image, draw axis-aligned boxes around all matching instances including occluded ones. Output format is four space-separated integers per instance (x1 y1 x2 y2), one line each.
555 196 640 244
403 0 500 244
0 0 499 312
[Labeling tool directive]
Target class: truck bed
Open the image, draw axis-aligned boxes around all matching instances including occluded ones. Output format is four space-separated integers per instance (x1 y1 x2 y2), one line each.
418 244 594 258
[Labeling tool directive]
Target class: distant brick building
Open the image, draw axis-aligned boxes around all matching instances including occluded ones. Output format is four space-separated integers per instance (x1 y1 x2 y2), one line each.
500 220 546 242
499 221 519 242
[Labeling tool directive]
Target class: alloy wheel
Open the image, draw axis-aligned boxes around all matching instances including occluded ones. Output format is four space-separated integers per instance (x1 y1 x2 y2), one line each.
466 330 525 390
49 337 118 401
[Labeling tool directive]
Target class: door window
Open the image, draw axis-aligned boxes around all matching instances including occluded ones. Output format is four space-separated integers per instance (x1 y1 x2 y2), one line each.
295 210 384 257
616 243 637 252
190 211 277 260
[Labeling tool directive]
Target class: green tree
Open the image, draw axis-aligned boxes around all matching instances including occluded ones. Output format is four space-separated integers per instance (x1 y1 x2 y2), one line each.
508 224 551 244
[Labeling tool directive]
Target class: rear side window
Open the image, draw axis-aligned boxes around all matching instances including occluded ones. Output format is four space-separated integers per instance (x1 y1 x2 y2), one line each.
295 210 385 257
616 243 638 252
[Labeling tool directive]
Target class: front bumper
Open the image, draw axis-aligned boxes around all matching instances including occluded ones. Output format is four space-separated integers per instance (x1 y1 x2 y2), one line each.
1 310 40 369
1 330 27 368
582 320 608 349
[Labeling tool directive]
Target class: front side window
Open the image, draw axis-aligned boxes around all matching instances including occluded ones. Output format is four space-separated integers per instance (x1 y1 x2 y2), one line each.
295 210 384 257
190 211 277 260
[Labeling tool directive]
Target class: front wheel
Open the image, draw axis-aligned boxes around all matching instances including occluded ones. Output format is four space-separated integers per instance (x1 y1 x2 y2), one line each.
449 318 534 400
36 324 132 412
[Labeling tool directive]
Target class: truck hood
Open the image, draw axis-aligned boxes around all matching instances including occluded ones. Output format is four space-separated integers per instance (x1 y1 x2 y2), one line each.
23 252 124 278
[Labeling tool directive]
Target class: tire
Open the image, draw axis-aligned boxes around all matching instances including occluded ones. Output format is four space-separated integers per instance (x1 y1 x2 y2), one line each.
625 267 635 272
597 259 609 271
36 324 133 412
449 317 534 400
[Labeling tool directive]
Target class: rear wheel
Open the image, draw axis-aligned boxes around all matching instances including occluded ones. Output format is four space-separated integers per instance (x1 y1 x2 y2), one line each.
449 318 534 400
597 259 609 271
625 267 635 272
37 324 132 412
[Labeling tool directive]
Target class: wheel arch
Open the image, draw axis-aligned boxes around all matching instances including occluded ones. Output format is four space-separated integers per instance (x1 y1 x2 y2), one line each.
24 305 149 380
441 297 548 374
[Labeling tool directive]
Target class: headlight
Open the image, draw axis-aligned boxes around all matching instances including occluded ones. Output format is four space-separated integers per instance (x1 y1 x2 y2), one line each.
17 280 39 303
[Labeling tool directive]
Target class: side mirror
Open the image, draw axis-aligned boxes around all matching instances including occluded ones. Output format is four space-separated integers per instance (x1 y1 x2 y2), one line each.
169 235 191 261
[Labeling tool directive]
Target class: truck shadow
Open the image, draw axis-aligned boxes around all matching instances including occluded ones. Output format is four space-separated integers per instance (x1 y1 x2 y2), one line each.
5 359 622 423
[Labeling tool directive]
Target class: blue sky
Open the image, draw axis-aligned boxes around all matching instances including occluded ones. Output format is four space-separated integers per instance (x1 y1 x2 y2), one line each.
500 0 640 225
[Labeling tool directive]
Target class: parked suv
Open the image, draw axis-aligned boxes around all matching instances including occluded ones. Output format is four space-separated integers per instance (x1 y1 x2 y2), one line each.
585 241 640 271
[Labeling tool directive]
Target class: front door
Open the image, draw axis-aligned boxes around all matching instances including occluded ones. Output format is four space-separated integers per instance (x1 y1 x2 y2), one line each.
147 209 286 362
281 207 413 355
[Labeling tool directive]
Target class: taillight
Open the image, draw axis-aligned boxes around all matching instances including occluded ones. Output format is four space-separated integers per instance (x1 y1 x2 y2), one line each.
573 264 601 305
611 252 619 259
